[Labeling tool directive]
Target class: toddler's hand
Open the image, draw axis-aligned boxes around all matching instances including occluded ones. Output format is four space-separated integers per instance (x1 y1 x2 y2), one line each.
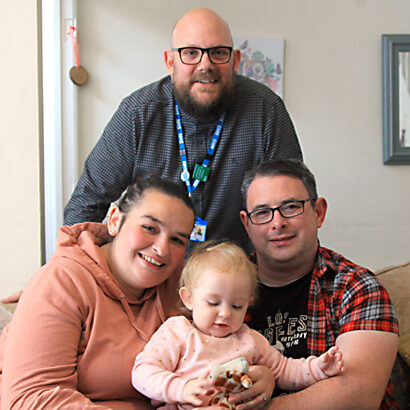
182 377 218 407
318 346 344 376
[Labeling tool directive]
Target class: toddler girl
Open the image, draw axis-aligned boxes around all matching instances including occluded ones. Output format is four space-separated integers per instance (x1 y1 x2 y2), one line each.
132 240 344 408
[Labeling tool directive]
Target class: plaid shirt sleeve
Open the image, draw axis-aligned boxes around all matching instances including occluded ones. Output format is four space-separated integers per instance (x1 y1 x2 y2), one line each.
308 247 400 410
333 265 399 335
308 247 399 355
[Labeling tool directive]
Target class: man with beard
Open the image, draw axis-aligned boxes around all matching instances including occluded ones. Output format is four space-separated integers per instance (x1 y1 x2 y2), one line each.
64 8 302 253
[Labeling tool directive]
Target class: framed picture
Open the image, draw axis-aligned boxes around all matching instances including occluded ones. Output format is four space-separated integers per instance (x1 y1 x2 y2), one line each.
382 34 410 164
234 37 284 98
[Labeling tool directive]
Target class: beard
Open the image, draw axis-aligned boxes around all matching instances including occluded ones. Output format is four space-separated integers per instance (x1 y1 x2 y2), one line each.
172 72 236 123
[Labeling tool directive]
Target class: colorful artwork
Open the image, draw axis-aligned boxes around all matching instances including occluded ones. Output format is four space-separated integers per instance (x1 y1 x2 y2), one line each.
234 37 284 98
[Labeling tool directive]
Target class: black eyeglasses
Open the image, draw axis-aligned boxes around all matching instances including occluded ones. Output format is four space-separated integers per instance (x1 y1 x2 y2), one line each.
171 46 233 65
246 199 315 225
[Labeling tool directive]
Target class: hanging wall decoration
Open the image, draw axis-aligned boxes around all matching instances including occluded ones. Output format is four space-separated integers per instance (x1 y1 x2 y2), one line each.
69 25 89 86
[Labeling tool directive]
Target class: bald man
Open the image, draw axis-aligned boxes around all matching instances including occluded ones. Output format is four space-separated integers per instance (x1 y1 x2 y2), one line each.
64 8 302 253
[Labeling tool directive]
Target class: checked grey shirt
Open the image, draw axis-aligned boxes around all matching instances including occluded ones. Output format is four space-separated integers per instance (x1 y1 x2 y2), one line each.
64 75 302 254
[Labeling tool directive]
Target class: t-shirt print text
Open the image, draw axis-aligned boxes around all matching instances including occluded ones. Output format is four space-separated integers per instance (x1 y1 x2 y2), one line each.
261 312 307 353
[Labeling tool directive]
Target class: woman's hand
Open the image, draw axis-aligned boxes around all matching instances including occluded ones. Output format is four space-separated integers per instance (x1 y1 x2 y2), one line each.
1 290 22 304
229 365 274 410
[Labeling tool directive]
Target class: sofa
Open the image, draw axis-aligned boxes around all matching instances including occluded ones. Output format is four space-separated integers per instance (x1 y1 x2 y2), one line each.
1 262 409 406
0 303 14 333
375 261 410 408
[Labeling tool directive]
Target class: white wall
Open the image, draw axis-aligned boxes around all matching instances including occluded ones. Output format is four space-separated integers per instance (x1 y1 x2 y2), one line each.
75 0 410 271
0 1 41 297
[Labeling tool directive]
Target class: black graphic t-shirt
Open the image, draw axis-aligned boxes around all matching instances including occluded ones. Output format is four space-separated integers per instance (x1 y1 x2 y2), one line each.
247 271 312 358
246 270 312 395
246 271 312 395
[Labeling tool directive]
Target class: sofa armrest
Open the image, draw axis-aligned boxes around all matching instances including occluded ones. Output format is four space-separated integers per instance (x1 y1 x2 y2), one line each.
0 302 16 334
399 333 410 367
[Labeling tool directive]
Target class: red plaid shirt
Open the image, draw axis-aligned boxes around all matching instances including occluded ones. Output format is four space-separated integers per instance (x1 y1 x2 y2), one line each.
251 246 399 409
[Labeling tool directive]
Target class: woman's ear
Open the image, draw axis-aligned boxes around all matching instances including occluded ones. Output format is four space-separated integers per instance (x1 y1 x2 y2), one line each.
179 287 193 311
107 206 122 237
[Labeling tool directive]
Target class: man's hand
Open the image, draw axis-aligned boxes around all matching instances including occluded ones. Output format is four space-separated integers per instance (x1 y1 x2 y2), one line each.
318 346 344 376
229 365 274 410
182 377 218 407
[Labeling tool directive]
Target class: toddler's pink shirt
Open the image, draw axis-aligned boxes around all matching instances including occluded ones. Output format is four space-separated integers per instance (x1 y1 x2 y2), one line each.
132 316 330 405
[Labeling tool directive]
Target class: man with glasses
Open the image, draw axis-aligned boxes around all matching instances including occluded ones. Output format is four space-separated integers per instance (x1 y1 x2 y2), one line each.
63 7 302 254
235 158 399 409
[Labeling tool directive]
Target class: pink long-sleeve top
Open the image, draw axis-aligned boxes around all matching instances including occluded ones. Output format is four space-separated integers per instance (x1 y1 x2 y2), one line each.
0 223 182 409
132 316 329 405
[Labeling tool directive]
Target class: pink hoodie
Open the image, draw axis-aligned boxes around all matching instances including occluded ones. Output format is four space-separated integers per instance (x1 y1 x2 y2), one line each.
0 222 181 409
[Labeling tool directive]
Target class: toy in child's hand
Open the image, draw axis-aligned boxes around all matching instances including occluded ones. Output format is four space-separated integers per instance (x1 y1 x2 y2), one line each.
208 357 252 409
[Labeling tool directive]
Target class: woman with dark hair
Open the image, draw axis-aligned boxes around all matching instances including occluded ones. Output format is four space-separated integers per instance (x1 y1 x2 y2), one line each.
0 177 195 408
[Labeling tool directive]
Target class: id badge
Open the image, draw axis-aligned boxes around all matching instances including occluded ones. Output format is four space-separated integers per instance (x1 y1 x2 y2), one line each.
190 216 207 242
192 164 210 182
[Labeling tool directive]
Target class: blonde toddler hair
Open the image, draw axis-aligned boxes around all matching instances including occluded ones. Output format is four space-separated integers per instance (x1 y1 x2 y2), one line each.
180 240 258 298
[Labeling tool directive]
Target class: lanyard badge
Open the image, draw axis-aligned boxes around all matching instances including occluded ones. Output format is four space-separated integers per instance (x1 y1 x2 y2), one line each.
192 164 210 182
175 101 225 196
175 102 225 242
190 217 208 242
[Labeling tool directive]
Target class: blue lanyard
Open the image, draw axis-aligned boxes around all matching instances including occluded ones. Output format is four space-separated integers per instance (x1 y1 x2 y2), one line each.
175 101 225 195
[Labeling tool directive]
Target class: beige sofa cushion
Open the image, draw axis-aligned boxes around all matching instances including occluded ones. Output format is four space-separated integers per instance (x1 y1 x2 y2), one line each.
0 303 13 334
375 261 410 336
375 261 410 368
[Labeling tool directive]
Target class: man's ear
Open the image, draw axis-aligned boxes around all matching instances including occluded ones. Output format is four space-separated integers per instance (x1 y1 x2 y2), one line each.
179 287 193 311
314 197 328 229
240 210 250 237
107 206 122 237
232 49 241 73
164 50 174 76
